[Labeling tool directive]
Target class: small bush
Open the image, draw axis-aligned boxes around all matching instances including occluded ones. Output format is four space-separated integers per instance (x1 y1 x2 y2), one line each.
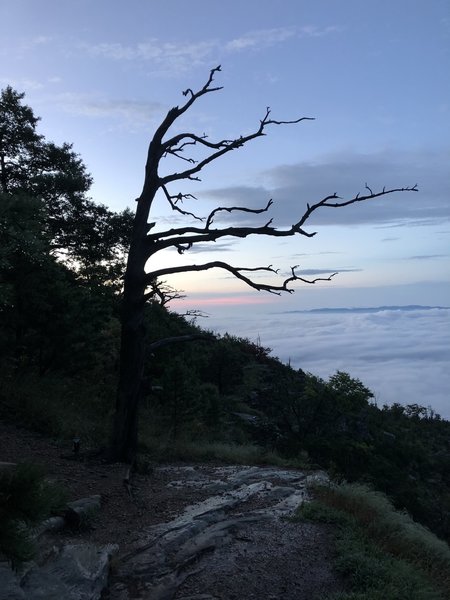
0 463 66 568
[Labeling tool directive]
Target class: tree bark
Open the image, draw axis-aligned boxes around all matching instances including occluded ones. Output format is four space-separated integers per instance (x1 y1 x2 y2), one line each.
110 185 156 462
110 294 146 463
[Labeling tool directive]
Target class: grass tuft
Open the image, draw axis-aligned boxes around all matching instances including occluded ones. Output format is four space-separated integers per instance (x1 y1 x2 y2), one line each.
139 435 309 468
296 483 450 600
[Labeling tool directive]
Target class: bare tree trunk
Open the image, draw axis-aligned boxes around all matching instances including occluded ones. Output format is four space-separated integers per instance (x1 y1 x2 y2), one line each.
110 292 146 463
110 192 154 463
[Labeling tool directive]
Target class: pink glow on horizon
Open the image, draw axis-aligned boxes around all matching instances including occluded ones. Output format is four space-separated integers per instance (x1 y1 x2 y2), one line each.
171 295 276 308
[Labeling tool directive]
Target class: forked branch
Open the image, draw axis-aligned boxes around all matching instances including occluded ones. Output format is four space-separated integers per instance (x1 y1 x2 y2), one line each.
297 184 419 230
205 199 273 228
146 262 338 296
146 185 418 258
161 108 314 184
161 184 203 221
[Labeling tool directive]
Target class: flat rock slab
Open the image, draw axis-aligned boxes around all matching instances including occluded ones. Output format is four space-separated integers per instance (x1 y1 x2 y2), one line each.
105 465 342 600
0 543 118 600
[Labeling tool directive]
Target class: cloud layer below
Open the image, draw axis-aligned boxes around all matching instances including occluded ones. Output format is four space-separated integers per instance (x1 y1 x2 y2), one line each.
206 306 450 419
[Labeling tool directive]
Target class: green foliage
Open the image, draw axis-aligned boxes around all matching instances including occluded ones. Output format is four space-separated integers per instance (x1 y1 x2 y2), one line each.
1 228 119 378
0 86 127 400
155 357 204 439
0 86 133 286
0 370 114 443
297 483 450 600
311 484 450 577
0 464 66 567
330 529 444 600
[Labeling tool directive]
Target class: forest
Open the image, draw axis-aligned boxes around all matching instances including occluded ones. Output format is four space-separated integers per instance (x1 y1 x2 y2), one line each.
1 84 449 554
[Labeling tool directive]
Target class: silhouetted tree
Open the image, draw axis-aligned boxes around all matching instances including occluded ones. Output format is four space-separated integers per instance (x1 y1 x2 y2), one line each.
111 66 417 462
0 192 119 375
0 86 133 285
0 86 133 376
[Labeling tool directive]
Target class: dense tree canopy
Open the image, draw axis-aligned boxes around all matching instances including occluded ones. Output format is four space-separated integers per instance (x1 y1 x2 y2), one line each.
0 86 133 285
0 86 133 376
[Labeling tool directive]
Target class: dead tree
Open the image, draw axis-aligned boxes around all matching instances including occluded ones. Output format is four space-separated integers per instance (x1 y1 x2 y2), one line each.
110 66 417 463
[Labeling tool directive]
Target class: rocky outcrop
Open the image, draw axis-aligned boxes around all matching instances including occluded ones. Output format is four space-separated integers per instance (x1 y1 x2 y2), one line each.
0 542 118 600
0 494 115 600
107 465 334 600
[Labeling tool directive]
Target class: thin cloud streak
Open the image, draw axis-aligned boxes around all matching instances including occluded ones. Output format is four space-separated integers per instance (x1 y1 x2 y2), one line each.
298 268 362 275
225 27 297 51
78 24 340 73
184 241 237 254
407 254 448 260
0 78 44 91
80 39 217 72
51 92 164 125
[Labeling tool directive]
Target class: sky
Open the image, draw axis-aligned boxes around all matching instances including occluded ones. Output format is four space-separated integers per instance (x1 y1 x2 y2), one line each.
1 0 449 412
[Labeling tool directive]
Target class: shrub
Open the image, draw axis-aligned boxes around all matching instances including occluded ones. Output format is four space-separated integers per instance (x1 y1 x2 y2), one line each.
0 463 66 568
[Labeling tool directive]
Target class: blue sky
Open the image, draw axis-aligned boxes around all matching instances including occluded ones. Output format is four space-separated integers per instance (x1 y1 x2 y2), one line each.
1 0 449 313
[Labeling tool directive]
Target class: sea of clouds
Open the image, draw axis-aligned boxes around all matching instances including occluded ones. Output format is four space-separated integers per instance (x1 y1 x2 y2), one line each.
205 306 450 420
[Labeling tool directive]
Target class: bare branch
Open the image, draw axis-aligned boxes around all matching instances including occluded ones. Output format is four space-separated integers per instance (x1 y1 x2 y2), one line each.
146 184 417 259
260 107 315 128
143 279 186 306
161 108 314 185
163 146 197 163
145 262 338 296
181 309 209 320
161 184 204 221
147 221 281 254
150 66 223 146
205 199 273 228
163 132 237 154
295 184 418 231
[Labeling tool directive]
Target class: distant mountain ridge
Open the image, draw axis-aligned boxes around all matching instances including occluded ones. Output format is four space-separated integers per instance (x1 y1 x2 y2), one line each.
281 305 450 315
